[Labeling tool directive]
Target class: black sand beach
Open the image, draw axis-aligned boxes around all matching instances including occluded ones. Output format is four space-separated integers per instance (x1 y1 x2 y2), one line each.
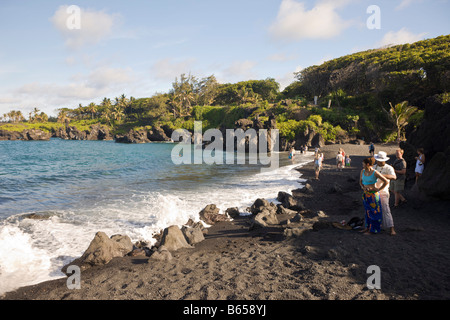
2 143 450 301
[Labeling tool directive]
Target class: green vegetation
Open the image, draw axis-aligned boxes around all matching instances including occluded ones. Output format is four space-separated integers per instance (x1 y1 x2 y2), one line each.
1 35 449 143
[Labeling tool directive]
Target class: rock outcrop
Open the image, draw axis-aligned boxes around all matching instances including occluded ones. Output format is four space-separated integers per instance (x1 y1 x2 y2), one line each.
404 95 450 200
276 191 306 211
159 225 193 251
115 129 150 144
247 198 279 230
114 126 172 144
62 232 133 273
181 225 205 245
23 129 52 141
0 129 51 141
54 124 113 141
198 204 230 225
415 146 450 200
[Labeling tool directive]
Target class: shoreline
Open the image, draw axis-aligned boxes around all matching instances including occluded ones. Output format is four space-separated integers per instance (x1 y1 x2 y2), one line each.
2 143 450 300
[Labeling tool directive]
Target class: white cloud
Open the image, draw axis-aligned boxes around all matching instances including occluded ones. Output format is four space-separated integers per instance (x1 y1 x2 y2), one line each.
395 0 423 11
378 28 427 47
0 67 136 116
87 67 134 89
150 58 197 82
50 5 120 49
269 0 353 42
153 38 189 49
220 60 258 83
276 72 297 90
267 53 298 62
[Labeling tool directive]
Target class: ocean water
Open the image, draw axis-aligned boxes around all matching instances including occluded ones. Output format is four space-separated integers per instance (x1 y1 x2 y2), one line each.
0 138 313 294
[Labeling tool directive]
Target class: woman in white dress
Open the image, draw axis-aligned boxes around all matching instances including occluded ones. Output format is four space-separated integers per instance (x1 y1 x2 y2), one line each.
414 148 425 184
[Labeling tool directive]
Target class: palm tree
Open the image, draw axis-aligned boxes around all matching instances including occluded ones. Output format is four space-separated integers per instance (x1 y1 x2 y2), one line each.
169 94 183 118
37 112 48 123
111 105 124 125
75 103 85 120
116 94 129 109
102 108 113 126
389 101 418 142
32 108 40 121
57 110 70 125
88 102 97 119
9 110 24 123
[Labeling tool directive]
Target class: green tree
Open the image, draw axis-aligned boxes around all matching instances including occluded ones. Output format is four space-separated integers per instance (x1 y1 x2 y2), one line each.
87 102 97 119
197 75 219 106
170 73 197 117
57 109 71 125
111 105 124 125
388 101 418 142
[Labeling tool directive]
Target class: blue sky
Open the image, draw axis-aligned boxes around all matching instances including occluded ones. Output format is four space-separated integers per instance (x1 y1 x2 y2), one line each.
0 0 449 117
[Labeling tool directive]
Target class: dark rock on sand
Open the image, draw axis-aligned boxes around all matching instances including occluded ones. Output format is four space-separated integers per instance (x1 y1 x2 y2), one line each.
159 225 192 251
128 248 148 257
225 207 240 219
181 225 205 245
249 198 277 215
292 183 314 196
249 208 279 230
277 191 306 211
283 226 310 237
199 204 230 225
276 205 298 215
62 232 133 273
149 245 173 261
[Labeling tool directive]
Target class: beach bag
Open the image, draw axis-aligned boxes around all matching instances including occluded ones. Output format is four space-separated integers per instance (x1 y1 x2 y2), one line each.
347 217 364 229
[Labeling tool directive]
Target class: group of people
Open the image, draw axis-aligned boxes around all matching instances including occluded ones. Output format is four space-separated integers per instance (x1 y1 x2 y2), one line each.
288 145 308 160
310 142 426 236
359 146 426 236
336 148 351 171
313 147 351 180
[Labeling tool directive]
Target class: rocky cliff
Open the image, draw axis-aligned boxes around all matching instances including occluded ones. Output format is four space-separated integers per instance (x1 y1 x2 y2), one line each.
402 95 450 200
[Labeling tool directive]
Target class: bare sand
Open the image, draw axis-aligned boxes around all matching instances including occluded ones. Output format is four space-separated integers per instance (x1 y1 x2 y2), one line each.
2 143 450 301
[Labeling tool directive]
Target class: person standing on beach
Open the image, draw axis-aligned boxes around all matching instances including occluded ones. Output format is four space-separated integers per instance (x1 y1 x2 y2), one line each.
374 151 397 235
390 148 407 208
414 148 425 184
289 147 295 160
369 142 375 156
336 151 344 171
314 152 324 180
359 157 388 235
340 148 346 167
345 155 351 167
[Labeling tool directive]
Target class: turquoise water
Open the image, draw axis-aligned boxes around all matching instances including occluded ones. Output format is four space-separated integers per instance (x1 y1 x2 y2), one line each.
0 138 313 294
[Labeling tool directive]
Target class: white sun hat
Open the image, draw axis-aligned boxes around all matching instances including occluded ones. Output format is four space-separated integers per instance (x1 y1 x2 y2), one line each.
374 151 390 162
